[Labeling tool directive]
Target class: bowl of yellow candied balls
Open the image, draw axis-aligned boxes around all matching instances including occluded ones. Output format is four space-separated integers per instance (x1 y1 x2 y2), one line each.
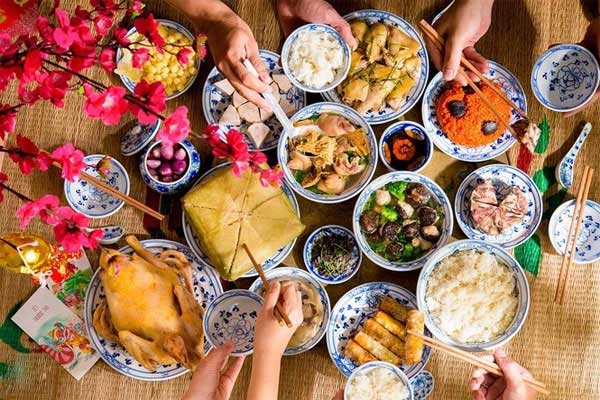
116 19 199 99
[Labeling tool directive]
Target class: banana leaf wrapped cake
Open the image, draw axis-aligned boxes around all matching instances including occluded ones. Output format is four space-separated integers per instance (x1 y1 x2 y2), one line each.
182 166 304 280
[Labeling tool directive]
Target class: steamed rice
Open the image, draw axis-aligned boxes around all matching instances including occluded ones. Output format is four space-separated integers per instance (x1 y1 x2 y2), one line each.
347 367 409 400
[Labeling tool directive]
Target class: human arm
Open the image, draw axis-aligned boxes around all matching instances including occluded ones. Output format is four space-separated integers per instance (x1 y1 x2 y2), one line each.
247 281 304 400
470 349 537 400
425 0 494 85
165 0 272 110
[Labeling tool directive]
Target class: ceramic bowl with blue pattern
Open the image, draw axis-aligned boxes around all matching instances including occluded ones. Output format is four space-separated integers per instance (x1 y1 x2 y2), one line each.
416 240 530 352
326 281 434 398
549 199 600 264
203 289 263 357
352 172 453 271
303 225 362 285
422 60 527 162
121 121 160 157
455 164 543 249
344 362 414 400
531 44 600 112
64 154 130 219
278 102 378 204
321 10 429 125
139 139 201 195
249 267 331 355
202 49 306 151
181 163 300 278
116 19 199 100
379 121 433 173
281 24 351 93
84 239 223 381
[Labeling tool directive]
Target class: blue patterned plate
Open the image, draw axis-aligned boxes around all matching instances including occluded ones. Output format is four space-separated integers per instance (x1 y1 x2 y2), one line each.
203 289 263 357
416 240 530 352
455 164 543 249
181 163 300 278
249 267 331 355
84 239 224 381
321 9 429 124
202 49 306 151
549 200 600 264
531 44 600 112
121 121 160 157
421 60 527 162
327 282 434 399
352 172 453 271
344 361 414 400
64 154 130 219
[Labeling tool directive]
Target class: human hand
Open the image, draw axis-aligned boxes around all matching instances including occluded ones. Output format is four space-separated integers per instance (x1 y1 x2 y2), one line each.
276 0 357 49
254 281 303 358
182 341 245 400
470 349 537 400
426 0 494 85
204 11 272 111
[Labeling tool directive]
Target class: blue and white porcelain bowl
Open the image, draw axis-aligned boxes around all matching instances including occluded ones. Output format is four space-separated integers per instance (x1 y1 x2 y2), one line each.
421 60 527 162
455 164 543 249
116 19 199 100
84 239 223 381
181 163 300 278
249 267 331 355
92 225 125 245
379 121 433 173
326 281 433 397
278 102 378 204
303 225 361 285
64 154 130 219
549 199 600 264
322 9 429 124
352 172 453 271
417 240 530 352
203 289 263 357
344 362 414 400
139 139 201 195
121 121 161 157
203 49 306 151
281 24 351 93
531 44 600 112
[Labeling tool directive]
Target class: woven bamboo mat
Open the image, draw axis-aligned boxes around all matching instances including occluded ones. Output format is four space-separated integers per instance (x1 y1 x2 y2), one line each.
1 1 600 399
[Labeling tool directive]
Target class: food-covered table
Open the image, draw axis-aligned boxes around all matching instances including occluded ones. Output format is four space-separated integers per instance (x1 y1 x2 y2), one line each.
1 0 600 399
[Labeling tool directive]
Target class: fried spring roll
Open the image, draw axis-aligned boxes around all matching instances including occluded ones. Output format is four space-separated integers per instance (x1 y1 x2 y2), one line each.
405 310 425 364
363 319 405 358
343 339 376 366
379 296 409 322
373 311 406 339
354 331 400 366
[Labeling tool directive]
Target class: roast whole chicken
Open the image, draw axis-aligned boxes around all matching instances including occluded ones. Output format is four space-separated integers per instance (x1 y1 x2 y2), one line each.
93 236 205 371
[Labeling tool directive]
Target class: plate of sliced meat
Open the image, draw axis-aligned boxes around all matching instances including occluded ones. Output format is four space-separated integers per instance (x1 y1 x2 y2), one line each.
202 50 306 151
454 164 543 249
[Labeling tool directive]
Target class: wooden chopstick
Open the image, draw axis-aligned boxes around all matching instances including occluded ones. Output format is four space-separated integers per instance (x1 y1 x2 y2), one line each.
417 23 519 139
556 166 594 304
407 330 549 395
242 243 293 328
418 20 527 119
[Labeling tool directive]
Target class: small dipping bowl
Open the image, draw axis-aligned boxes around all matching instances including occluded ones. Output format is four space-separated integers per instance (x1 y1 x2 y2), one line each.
139 139 201 195
281 24 351 93
203 289 263 357
379 121 433 173
303 225 362 285
344 361 414 400
549 199 600 264
531 44 600 112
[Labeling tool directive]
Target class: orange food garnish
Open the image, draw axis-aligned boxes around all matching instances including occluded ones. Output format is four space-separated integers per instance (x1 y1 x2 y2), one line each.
392 138 417 161
383 142 392 163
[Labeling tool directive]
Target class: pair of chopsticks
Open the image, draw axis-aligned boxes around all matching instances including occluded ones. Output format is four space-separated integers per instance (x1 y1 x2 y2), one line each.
418 20 525 139
242 243 293 328
554 165 595 304
407 330 549 395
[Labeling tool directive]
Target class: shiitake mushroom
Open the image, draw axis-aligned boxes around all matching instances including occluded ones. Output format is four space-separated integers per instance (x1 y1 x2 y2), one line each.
385 242 404 259
417 206 438 226
402 220 420 239
360 210 379 234
406 183 431 207
381 221 402 241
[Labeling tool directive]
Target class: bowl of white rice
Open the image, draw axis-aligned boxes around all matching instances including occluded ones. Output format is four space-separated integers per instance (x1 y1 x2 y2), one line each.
416 240 530 352
281 24 351 93
345 361 413 400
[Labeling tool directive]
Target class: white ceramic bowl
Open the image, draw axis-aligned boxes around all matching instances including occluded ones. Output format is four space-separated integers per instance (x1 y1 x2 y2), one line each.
379 121 433 173
344 361 414 400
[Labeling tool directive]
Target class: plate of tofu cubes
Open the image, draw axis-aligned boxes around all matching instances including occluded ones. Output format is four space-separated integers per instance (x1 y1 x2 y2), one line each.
202 49 307 151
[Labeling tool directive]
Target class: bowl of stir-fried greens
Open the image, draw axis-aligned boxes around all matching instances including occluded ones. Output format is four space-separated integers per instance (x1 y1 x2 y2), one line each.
352 171 453 271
